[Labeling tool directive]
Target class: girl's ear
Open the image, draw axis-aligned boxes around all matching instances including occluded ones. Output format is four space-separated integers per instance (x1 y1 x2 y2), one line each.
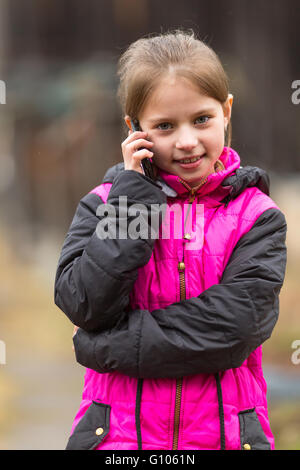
223 94 233 126
124 115 133 130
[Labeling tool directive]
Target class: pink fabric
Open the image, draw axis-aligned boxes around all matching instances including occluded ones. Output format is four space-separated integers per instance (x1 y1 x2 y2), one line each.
72 147 278 450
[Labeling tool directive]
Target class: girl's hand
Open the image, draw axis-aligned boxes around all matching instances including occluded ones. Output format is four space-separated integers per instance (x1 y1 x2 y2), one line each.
121 130 154 173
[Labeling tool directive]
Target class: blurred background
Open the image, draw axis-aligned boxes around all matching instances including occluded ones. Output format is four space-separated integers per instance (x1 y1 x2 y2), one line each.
0 0 299 450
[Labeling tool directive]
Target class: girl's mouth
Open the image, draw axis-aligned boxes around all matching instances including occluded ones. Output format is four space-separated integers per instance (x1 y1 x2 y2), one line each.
175 154 205 169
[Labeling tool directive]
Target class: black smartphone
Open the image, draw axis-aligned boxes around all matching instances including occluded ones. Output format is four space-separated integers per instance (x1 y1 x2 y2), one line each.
130 119 156 181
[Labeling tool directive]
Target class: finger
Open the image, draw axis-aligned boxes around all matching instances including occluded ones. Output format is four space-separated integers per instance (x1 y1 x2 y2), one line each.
132 149 154 160
129 138 154 153
122 131 148 146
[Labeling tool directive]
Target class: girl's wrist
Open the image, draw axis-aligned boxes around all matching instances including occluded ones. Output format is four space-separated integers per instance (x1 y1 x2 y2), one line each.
124 162 143 174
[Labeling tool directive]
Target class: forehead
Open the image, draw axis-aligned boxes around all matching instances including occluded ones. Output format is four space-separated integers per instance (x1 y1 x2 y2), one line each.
140 75 220 118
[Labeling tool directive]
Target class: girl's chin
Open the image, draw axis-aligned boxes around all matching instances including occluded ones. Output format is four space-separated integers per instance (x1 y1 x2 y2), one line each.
156 162 214 184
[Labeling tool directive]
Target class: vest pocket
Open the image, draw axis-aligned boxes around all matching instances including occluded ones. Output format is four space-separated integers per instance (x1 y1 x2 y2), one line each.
66 401 111 450
238 408 271 450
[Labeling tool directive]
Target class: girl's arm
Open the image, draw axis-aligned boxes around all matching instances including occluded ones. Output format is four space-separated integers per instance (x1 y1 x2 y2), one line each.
54 169 166 332
73 207 287 377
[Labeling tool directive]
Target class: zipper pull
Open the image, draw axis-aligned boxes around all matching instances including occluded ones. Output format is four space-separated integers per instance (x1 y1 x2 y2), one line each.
178 261 185 271
188 189 196 203
187 177 208 203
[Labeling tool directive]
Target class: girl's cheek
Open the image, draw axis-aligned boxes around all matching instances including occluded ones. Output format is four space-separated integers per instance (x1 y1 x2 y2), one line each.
152 142 163 157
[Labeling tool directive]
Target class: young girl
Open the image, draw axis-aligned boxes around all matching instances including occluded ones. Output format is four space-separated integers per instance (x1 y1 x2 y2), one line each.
55 30 287 450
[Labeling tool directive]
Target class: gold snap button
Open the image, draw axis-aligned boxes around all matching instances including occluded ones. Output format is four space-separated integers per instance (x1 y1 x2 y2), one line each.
243 443 251 450
95 427 104 436
183 233 192 240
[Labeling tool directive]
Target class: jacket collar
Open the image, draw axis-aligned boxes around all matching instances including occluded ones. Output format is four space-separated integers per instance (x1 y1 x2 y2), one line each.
156 147 240 202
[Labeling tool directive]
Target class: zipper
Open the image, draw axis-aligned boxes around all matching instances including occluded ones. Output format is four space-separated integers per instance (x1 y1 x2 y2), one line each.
177 177 208 203
178 261 186 301
172 377 183 449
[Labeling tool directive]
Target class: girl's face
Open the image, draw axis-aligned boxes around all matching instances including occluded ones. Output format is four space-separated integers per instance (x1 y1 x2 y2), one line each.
135 76 233 186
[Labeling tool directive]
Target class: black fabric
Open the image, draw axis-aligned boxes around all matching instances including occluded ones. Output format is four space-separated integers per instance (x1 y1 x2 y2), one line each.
221 166 270 206
72 208 287 378
238 408 271 450
102 162 124 183
54 170 167 331
103 163 271 200
65 401 111 450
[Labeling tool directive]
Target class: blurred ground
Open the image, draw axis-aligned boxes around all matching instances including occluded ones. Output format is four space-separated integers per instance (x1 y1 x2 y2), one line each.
0 227 85 449
0 175 300 450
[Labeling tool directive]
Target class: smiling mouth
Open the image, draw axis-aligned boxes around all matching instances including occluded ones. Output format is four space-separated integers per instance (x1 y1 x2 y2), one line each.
175 155 205 164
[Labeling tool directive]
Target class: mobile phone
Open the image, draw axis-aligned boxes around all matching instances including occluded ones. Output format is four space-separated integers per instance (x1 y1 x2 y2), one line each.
130 119 156 181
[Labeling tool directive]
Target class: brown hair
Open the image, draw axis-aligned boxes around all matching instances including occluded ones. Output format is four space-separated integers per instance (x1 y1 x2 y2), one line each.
117 29 232 149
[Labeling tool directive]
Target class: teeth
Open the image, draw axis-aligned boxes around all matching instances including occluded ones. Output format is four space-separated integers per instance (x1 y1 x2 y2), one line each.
181 156 201 164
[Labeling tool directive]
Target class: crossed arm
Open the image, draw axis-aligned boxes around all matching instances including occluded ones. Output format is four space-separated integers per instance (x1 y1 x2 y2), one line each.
72 208 287 378
54 165 286 377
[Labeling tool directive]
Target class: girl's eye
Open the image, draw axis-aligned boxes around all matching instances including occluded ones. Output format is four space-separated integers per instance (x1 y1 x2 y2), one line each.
195 116 210 125
157 122 172 130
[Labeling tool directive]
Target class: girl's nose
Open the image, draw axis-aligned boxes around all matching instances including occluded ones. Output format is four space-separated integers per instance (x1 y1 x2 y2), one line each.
175 127 198 151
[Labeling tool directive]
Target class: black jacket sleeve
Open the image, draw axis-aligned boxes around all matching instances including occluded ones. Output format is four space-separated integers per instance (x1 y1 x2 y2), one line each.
54 170 167 332
221 166 270 206
73 208 287 377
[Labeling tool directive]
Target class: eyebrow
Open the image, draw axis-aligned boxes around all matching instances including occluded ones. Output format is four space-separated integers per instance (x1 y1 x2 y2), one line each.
147 109 216 123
